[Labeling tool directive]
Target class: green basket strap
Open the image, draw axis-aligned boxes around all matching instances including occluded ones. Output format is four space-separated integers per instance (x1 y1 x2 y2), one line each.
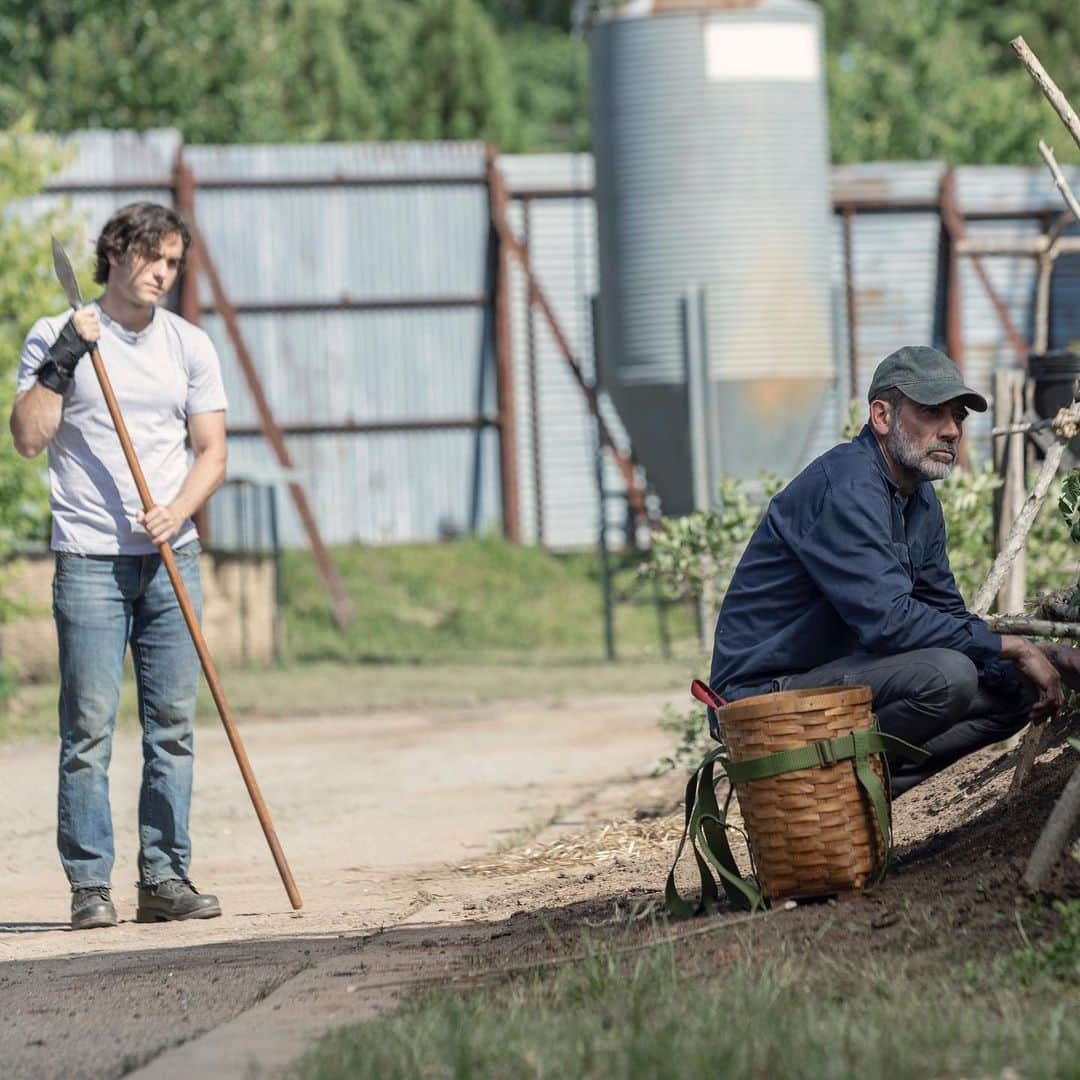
723 730 928 784
664 758 721 919
665 729 931 918
665 749 763 916
850 729 894 885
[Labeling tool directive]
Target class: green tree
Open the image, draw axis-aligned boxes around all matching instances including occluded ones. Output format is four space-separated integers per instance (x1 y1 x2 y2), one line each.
0 121 82 696
822 0 1080 164
397 0 517 147
342 1 422 141
502 24 589 151
278 0 380 141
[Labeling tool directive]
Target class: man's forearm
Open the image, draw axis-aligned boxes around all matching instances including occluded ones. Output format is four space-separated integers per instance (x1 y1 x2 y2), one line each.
9 384 63 458
168 447 227 522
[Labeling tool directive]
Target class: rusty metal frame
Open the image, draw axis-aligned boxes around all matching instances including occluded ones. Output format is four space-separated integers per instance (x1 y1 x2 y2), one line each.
199 295 489 316
521 196 546 547
486 161 649 524
56 153 1080 563
938 168 1031 367
174 152 355 629
840 205 859 395
228 417 497 437
485 146 523 543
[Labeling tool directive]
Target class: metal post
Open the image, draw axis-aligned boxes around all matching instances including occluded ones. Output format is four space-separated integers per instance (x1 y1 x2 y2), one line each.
593 409 616 662
683 288 711 514
938 172 966 374
175 148 211 541
589 294 618 660
683 286 713 646
485 146 522 543
841 204 859 396
522 197 545 546
268 484 285 665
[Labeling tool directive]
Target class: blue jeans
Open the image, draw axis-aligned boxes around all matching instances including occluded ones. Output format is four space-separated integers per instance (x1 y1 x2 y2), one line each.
53 542 203 889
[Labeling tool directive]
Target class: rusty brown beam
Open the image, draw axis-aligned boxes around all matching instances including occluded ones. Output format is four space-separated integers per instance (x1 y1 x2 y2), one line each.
939 170 966 377
486 146 523 544
174 150 211 540
228 416 497 437
522 198 546 547
487 164 648 524
939 169 1030 367
841 205 859 395
200 294 489 316
185 216 355 630
181 173 488 191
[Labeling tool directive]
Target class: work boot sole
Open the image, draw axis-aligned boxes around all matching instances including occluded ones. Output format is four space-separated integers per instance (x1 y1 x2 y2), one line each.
135 903 222 923
71 911 118 931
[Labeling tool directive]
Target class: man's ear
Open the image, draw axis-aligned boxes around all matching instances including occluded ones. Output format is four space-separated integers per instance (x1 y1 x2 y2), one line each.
869 399 892 437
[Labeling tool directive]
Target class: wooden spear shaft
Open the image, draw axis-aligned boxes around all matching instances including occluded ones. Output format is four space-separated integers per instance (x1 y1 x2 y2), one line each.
86 344 303 910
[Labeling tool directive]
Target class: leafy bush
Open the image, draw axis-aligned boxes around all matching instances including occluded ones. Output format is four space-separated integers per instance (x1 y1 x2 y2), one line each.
0 124 81 567
937 465 1078 604
639 474 782 614
0 120 82 706
655 701 713 774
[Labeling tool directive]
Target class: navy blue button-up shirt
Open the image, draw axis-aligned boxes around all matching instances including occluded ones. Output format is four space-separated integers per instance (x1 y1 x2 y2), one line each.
710 425 1002 701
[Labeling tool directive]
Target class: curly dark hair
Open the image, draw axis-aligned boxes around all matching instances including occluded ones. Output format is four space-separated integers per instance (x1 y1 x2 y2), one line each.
93 202 191 285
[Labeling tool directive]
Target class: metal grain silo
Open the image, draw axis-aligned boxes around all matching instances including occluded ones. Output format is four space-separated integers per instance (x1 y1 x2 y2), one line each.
590 0 835 513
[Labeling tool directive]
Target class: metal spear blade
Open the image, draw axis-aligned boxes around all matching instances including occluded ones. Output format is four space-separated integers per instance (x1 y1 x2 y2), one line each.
51 236 83 309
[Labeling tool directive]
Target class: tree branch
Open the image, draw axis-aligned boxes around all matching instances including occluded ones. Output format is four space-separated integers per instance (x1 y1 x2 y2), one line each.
1011 37 1080 153
971 439 1068 617
986 617 1080 638
1037 140 1080 227
1022 759 1080 893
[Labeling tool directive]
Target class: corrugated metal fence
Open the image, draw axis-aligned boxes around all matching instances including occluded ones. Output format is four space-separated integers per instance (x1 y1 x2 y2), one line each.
21 130 1080 550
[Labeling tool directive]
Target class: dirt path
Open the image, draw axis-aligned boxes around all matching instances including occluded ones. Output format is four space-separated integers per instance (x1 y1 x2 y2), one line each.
0 690 681 1077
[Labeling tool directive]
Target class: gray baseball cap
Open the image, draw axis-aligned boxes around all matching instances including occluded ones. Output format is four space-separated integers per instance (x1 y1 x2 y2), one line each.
867 345 988 412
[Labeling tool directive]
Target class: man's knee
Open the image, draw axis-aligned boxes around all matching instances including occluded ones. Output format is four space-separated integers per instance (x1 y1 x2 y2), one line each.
901 648 978 717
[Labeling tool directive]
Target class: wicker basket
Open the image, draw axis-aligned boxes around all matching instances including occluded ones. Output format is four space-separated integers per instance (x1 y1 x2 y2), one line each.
718 685 887 903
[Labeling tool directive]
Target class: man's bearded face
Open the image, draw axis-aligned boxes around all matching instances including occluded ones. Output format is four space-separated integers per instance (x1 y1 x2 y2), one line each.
884 401 962 483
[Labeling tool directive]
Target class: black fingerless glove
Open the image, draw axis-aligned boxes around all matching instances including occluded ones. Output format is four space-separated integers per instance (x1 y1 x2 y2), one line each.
37 318 92 394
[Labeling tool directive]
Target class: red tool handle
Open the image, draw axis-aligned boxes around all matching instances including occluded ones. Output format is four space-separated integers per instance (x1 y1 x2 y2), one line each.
690 678 728 709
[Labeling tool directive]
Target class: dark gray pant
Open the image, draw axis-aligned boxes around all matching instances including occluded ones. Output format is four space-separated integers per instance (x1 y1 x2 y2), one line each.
778 648 1030 797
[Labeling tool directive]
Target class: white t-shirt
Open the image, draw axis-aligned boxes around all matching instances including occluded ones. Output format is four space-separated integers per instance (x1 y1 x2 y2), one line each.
17 303 228 555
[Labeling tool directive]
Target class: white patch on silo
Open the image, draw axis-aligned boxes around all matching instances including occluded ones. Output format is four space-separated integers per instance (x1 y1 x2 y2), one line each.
704 22 819 82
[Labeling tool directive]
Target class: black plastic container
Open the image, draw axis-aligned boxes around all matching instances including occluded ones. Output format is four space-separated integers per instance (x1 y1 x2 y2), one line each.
1029 349 1080 456
1029 349 1080 418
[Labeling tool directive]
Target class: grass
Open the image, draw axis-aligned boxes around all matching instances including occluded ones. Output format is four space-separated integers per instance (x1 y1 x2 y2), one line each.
297 911 1080 1080
4 656 696 744
2 537 700 743
280 536 696 664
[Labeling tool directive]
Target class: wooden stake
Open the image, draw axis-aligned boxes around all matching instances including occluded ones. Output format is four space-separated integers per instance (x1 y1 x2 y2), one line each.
1021 759 1080 893
971 437 1066 617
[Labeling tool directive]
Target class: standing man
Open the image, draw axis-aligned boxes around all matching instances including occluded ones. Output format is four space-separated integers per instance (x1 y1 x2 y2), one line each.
710 345 1080 796
10 203 228 930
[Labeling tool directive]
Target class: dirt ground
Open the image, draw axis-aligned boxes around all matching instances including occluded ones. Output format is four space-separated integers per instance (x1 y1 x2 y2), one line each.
1 691 1078 1079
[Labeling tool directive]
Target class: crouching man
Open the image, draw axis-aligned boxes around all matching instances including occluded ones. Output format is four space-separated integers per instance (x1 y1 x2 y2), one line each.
710 345 1080 795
